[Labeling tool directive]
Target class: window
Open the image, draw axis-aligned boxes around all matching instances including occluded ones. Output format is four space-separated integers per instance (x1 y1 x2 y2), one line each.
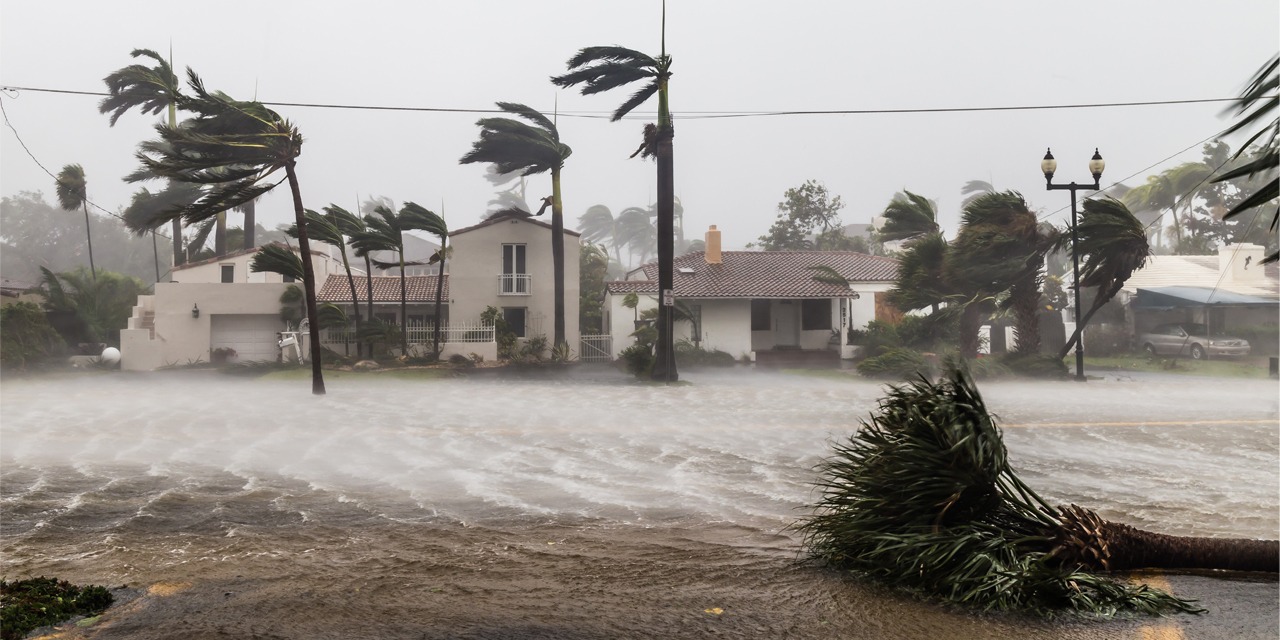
503 307 527 338
751 299 771 331
801 299 832 330
220 264 235 283
501 244 529 294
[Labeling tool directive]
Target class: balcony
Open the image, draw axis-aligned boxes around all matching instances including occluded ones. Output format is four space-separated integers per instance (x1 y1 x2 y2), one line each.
498 274 532 296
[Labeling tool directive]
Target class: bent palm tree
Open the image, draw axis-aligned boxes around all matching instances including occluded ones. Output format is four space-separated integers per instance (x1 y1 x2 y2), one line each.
402 203 449 357
133 69 325 394
287 206 364 358
54 164 97 282
353 206 412 356
1052 197 1151 359
553 21 677 381
798 368 1276 616
460 102 572 350
101 48 187 267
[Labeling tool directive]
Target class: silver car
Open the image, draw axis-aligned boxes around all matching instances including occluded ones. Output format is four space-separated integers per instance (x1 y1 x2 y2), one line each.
1138 323 1251 360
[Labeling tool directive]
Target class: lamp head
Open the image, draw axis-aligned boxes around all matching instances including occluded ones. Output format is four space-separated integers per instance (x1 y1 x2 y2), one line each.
192 303 200 319
1041 148 1057 182
1089 148 1105 182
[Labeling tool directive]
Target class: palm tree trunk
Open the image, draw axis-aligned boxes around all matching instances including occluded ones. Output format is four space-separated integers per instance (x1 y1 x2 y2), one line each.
171 218 184 267
284 160 326 395
650 123 678 382
364 254 374 347
215 212 227 257
399 254 408 356
551 168 566 350
1058 505 1278 572
243 199 256 250
1010 273 1041 354
151 231 161 283
341 249 362 360
81 203 97 282
432 242 446 358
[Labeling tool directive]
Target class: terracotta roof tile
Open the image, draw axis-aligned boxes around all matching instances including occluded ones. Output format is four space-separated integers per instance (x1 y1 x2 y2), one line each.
318 274 448 303
606 251 897 298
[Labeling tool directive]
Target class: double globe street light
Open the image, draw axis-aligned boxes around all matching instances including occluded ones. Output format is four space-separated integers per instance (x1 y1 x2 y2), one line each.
1042 148 1105 382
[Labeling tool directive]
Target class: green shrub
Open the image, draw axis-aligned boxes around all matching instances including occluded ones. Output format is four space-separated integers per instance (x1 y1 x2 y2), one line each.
0 577 114 640
856 347 931 379
1081 323 1129 357
999 352 1069 378
674 340 736 367
967 355 1013 379
0 302 64 369
620 342 654 376
448 353 473 367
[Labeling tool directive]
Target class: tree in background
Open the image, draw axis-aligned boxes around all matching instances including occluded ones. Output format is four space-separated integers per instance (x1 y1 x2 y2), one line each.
54 165 97 281
0 302 64 369
553 22 679 381
1211 54 1278 263
460 102 572 350
878 190 941 245
754 180 846 250
1 192 160 286
133 68 324 394
579 243 610 334
287 206 366 358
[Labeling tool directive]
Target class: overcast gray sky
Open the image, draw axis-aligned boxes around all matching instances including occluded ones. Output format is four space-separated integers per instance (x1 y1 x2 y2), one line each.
2 0 1277 252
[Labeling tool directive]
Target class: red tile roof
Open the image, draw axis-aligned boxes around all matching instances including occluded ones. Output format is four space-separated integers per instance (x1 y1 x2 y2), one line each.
318 274 448 303
606 251 897 298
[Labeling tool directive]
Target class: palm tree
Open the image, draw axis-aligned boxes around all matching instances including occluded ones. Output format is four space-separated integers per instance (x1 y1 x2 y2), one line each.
132 68 325 394
959 179 996 208
39 266 147 347
617 206 657 266
878 190 941 245
100 48 187 267
1211 54 1278 264
1122 162 1213 252
403 203 449 357
1052 198 1151 359
886 232 952 315
287 206 364 358
352 205 412 356
460 102 573 350
553 12 678 381
54 164 97 282
234 196 258 250
579 204 625 264
954 192 1053 355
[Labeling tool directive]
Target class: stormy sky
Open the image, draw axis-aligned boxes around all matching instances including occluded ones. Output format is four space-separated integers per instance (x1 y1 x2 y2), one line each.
1 1 1276 251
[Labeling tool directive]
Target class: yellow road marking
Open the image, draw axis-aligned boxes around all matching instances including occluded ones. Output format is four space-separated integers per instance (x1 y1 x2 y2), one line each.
1134 575 1184 640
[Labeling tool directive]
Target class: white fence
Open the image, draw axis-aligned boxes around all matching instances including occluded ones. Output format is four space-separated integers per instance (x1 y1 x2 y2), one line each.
323 322 495 346
580 334 613 363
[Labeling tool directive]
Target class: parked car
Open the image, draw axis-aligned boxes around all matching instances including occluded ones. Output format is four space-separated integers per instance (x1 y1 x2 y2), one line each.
1137 323 1251 360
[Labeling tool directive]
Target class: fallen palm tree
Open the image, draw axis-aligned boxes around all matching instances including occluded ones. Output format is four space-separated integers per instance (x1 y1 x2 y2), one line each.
797 368 1277 616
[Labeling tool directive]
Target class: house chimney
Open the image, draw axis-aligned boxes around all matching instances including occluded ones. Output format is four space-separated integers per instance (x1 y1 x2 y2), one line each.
1218 243 1264 283
705 225 722 264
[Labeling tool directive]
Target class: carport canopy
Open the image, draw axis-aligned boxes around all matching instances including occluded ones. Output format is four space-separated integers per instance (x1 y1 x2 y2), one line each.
1132 286 1277 309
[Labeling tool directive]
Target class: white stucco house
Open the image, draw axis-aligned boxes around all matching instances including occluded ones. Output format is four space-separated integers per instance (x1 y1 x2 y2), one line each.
603 226 899 364
119 242 349 370
447 211 581 348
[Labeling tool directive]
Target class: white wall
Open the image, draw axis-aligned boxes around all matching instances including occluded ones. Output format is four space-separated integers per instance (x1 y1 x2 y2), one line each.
121 282 290 370
172 247 345 284
450 217 580 346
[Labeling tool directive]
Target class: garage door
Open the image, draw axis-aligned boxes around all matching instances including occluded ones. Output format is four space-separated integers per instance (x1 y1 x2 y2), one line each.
210 314 282 362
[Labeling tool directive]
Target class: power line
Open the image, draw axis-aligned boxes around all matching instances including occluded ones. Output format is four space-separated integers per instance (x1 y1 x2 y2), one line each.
0 84 1261 119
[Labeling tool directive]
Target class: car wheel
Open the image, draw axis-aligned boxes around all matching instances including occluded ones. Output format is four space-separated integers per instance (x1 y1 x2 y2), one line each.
1143 343 1157 356
1190 344 1205 360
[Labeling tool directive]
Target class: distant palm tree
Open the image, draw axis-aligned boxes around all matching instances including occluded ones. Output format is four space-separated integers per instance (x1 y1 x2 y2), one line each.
54 164 96 281
1051 198 1151 359
460 102 572 350
100 48 186 266
617 206 658 266
959 179 996 208
1122 162 1212 252
234 196 259 250
403 203 449 357
579 204 624 264
352 205 413 356
133 68 325 394
878 190 941 245
287 206 365 357
553 15 678 381
1211 54 1278 264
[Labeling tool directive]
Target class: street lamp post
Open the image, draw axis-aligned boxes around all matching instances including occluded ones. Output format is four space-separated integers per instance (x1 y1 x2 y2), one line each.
1042 147 1105 382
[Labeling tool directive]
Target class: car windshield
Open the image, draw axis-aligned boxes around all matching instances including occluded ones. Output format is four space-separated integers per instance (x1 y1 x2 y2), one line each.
1182 323 1209 336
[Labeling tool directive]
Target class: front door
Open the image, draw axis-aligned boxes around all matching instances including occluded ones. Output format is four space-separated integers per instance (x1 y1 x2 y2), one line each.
775 300 799 347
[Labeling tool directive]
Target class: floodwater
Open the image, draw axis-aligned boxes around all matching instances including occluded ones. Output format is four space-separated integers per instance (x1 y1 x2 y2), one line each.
1 368 1277 639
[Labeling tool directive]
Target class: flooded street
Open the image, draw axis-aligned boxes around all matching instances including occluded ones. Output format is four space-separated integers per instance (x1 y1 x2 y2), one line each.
2 369 1276 638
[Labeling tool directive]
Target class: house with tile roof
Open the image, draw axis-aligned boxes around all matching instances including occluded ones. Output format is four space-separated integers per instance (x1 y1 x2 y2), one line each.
120 242 350 370
603 226 899 365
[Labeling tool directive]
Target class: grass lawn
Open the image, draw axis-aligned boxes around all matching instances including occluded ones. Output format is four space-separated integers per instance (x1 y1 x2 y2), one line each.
1085 353 1276 379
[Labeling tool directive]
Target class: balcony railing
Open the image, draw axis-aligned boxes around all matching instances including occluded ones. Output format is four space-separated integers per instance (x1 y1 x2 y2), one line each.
498 274 532 295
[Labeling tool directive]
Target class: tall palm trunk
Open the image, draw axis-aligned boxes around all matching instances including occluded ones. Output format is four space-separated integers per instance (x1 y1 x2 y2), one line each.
1057 505 1278 572
551 168 566 350
340 248 362 360
284 160 325 395
432 242 446 358
1009 272 1041 354
167 102 184 268
651 113 678 381
80 202 97 281
399 252 408 356
215 212 227 256
243 199 256 249
364 254 374 344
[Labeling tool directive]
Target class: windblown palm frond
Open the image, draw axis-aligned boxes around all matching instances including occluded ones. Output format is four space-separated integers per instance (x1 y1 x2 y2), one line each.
879 190 940 243
807 265 849 288
55 164 88 212
99 48 182 126
122 182 203 235
1212 54 1278 263
552 46 668 122
249 243 304 282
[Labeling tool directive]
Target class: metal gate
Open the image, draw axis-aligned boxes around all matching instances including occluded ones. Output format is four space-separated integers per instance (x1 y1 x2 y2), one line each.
579 335 613 363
